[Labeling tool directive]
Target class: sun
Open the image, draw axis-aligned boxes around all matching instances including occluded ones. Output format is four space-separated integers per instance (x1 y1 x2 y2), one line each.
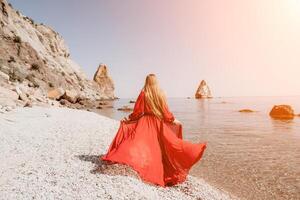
285 0 300 22
288 0 300 9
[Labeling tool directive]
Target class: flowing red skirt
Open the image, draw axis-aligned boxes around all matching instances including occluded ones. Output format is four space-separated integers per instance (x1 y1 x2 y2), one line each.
102 115 206 187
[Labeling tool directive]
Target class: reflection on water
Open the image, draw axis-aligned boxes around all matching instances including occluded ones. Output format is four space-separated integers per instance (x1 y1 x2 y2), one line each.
96 96 300 200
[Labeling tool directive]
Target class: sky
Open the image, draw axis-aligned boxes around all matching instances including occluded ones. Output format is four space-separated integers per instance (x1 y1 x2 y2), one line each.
9 0 300 98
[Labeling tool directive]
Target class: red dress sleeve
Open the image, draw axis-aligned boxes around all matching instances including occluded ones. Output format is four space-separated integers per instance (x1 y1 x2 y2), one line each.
163 104 175 123
128 91 145 121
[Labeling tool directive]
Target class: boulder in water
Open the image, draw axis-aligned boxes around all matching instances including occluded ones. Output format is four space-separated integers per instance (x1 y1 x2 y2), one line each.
195 80 212 99
269 105 295 119
239 109 255 113
117 105 133 112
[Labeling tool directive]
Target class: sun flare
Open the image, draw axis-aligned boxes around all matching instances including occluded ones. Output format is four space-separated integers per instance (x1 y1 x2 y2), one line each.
287 0 300 16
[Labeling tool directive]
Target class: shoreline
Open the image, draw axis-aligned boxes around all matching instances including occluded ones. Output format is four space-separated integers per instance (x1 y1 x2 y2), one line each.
0 106 236 200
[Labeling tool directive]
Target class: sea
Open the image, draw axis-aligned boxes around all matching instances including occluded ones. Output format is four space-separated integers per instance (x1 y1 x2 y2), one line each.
95 96 300 200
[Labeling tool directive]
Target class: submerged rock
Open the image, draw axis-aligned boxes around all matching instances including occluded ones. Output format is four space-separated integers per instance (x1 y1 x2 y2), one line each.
239 109 255 113
269 105 295 120
195 80 212 99
117 105 133 112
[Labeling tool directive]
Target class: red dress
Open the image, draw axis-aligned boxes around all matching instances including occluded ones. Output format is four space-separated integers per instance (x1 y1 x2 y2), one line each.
102 91 206 186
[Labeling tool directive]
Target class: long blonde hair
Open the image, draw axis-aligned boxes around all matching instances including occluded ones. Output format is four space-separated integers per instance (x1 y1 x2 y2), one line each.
143 74 167 119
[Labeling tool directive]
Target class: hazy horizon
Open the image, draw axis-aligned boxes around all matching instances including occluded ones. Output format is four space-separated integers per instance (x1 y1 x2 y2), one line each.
9 0 300 98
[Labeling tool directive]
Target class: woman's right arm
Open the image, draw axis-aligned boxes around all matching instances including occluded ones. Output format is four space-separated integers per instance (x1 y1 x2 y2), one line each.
173 118 181 125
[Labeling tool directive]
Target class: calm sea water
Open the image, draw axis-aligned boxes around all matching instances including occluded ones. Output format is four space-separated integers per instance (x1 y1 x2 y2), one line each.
96 96 300 200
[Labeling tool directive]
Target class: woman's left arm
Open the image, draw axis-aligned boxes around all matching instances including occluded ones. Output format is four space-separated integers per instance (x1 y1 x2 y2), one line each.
127 91 145 121
163 104 175 123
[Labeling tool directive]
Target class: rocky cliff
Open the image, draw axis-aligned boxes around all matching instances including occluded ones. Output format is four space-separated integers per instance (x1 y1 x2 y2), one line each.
0 0 115 111
195 80 212 99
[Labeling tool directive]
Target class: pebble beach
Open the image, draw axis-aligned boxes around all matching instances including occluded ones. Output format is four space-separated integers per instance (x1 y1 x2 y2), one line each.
0 107 235 200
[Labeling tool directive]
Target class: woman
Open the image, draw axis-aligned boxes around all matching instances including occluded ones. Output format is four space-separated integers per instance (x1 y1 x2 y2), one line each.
102 74 206 187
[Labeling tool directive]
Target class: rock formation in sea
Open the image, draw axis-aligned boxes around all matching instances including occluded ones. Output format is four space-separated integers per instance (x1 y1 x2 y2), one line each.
93 64 114 99
0 0 115 111
269 105 295 120
195 80 212 99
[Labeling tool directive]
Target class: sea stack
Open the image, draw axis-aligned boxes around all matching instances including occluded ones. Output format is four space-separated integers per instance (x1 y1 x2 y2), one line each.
195 80 212 99
93 64 115 99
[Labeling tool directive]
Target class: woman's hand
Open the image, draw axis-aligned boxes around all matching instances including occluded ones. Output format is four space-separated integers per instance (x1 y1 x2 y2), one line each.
121 117 129 123
173 118 181 125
